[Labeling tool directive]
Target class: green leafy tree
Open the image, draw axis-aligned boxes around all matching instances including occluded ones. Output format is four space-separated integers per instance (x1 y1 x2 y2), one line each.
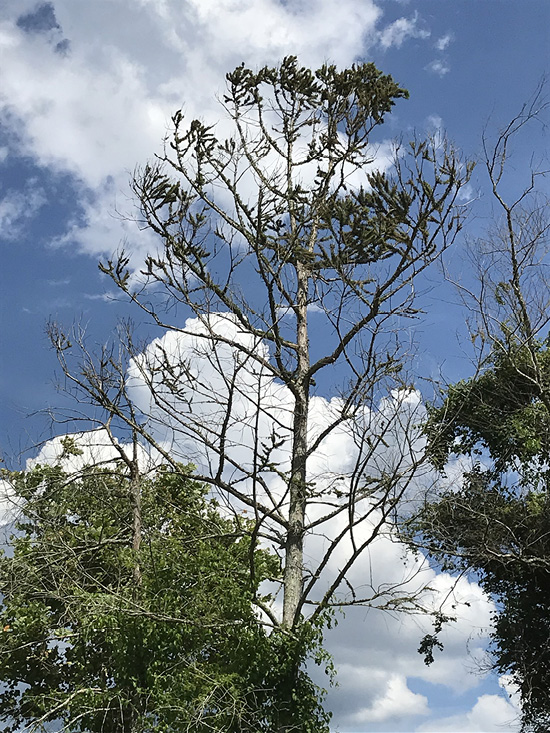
0 449 330 733
406 87 550 732
411 349 550 733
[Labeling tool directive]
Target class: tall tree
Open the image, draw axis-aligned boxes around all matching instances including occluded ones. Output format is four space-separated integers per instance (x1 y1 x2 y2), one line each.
49 57 471 727
404 87 550 732
0 439 330 733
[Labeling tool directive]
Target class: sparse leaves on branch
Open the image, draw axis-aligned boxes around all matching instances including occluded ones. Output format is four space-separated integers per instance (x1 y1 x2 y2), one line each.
49 56 472 730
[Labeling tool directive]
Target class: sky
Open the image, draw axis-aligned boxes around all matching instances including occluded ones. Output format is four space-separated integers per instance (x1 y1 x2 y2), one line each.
0 0 549 731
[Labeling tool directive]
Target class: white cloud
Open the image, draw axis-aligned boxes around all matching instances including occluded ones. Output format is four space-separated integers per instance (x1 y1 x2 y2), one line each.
347 674 429 724
378 12 430 50
123 314 502 729
417 691 520 732
1 430 126 527
435 33 454 51
26 428 154 474
0 1 437 270
0 478 22 527
323 568 497 730
51 177 161 270
426 59 450 77
0 29 170 188
499 675 521 710
0 183 45 241
0 0 384 262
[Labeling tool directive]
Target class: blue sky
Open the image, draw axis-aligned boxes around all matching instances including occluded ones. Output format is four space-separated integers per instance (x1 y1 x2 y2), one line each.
0 1 548 730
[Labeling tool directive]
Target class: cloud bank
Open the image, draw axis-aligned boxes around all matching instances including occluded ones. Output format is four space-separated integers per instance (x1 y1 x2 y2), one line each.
0 0 439 269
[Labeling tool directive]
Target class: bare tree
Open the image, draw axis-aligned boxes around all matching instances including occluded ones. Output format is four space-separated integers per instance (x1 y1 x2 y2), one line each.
422 82 550 471
462 82 550 365
49 56 471 727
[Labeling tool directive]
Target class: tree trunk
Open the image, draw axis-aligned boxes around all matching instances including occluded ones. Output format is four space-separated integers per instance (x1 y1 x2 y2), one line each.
130 438 142 587
282 260 309 629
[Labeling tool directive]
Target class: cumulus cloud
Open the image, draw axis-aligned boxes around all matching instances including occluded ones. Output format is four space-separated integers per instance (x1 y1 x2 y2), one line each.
27 428 133 472
322 568 498 731
347 674 430 724
417 690 520 732
0 0 435 270
22 430 148 479
0 428 158 527
0 430 120 527
127 313 430 524
123 314 502 729
0 0 385 263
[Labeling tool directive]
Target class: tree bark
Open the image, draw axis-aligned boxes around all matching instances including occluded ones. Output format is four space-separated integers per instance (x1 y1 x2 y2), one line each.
282 260 310 629
130 435 142 587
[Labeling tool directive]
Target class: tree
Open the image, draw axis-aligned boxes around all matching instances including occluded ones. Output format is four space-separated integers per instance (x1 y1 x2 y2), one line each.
404 86 550 731
48 56 471 728
0 440 330 733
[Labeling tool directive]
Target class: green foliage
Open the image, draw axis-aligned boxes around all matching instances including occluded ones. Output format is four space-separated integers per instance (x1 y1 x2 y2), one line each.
142 54 413 274
425 339 550 471
409 470 550 732
417 611 454 666
225 56 408 123
413 340 550 732
0 463 330 732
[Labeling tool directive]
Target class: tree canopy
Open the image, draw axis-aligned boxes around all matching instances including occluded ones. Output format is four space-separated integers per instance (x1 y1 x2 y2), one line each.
0 448 330 732
410 348 550 733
